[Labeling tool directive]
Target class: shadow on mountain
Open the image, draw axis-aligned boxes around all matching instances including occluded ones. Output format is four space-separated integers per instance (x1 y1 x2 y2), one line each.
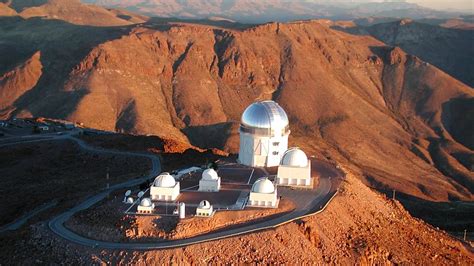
0 16 136 120
394 191 474 233
182 122 239 151
441 97 474 150
145 16 256 31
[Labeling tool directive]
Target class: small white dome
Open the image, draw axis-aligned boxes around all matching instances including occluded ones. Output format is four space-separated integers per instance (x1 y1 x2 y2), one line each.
198 200 211 209
140 198 152 207
251 177 275 194
126 197 134 204
281 148 308 167
154 173 176 188
202 168 219 180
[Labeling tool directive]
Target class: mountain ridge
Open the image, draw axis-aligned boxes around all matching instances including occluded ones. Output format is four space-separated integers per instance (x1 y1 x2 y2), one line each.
1 17 472 203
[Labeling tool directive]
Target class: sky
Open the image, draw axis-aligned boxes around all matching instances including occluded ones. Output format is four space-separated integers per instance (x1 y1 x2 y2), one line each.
405 0 472 11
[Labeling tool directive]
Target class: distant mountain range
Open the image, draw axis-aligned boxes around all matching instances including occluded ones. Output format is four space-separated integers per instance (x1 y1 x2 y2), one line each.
79 0 469 23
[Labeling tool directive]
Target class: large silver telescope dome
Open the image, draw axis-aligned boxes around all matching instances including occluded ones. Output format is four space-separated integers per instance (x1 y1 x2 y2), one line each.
240 100 290 136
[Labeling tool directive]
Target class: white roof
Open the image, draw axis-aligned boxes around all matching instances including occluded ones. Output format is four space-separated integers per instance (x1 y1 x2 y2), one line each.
241 100 289 135
202 168 219 180
153 173 176 188
198 200 212 209
140 198 152 207
281 147 308 167
251 177 275 194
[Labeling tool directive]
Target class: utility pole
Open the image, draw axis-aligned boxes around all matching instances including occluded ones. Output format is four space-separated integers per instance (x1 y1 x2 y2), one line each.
392 189 396 200
464 229 467 241
106 167 110 190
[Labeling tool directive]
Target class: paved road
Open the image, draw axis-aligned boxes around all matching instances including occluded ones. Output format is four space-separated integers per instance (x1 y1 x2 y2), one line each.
0 200 58 232
2 132 343 250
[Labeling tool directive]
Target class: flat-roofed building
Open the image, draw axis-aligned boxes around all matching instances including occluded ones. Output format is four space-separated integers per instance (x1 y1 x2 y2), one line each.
150 172 180 202
277 147 312 187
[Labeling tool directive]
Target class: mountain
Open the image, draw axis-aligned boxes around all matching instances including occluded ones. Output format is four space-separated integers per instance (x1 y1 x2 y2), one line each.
0 0 148 26
363 19 474 87
81 0 467 23
1 14 473 205
0 2 17 15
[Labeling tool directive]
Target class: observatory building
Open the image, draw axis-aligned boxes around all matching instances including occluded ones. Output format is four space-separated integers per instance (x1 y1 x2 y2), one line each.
277 148 312 187
150 172 180 201
238 100 290 167
247 177 279 208
196 200 215 217
198 168 221 192
137 198 154 214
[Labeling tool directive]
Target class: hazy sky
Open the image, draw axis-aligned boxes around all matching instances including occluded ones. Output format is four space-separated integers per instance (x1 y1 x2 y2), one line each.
407 0 472 11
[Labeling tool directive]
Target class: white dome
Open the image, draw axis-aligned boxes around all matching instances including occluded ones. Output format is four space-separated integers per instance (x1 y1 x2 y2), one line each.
251 177 275 194
241 100 289 136
198 200 212 209
281 148 308 167
126 197 134 203
140 198 152 207
154 173 176 188
202 168 219 180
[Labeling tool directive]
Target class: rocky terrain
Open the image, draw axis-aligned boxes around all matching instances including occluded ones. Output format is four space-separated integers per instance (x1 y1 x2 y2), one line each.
66 194 294 242
1 166 472 264
352 19 474 87
0 1 473 263
1 14 472 204
0 140 150 227
0 0 148 26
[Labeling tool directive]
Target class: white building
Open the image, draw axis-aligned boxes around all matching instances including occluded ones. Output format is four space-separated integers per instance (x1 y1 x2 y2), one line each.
150 172 180 202
238 100 290 167
195 200 215 217
247 177 279 208
137 198 154 214
198 168 221 192
277 147 312 187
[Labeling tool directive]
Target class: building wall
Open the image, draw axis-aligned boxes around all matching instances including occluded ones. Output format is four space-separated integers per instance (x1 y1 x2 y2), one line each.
198 178 221 192
277 160 312 187
150 183 180 201
239 132 289 167
137 205 154 213
196 207 213 216
248 191 278 207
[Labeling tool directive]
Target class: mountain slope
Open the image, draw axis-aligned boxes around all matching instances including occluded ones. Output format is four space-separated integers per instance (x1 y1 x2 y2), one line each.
2 0 148 26
0 18 472 203
0 2 17 15
365 19 474 87
0 51 42 116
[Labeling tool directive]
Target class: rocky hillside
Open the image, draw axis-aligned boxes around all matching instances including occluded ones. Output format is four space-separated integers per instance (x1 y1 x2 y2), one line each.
0 0 148 26
0 14 473 204
0 1 16 15
4 168 472 264
363 19 474 87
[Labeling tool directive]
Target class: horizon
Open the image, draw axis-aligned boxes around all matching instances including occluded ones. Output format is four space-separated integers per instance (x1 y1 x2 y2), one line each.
406 0 472 12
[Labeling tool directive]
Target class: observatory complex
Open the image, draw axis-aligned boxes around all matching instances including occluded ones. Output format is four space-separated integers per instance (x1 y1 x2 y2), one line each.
128 100 314 218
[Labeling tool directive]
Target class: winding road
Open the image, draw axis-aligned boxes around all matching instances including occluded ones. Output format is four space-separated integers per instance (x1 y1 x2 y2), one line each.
2 130 343 250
